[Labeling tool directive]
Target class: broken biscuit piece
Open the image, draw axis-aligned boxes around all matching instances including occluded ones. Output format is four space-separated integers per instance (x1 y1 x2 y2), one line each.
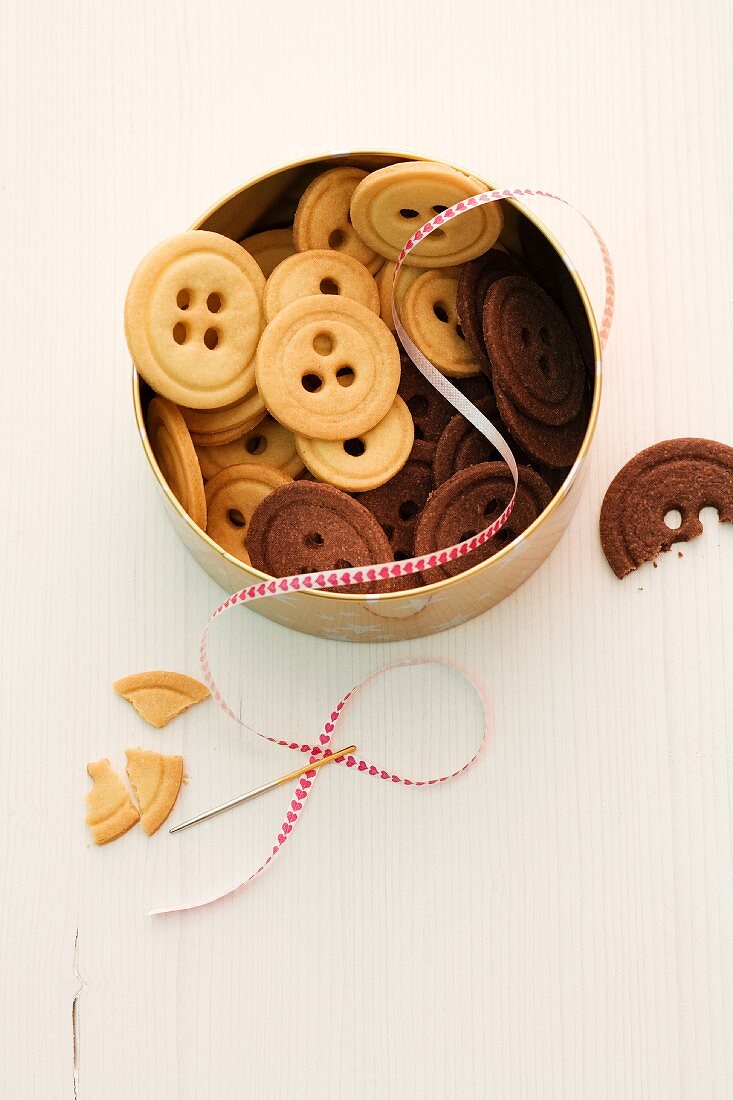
86 759 140 845
126 749 184 836
113 671 210 728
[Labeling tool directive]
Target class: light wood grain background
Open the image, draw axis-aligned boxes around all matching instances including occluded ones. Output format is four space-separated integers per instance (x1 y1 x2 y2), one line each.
1 0 732 1096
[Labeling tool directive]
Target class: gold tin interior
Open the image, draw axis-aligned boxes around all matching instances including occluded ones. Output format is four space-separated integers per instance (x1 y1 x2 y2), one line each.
132 150 602 642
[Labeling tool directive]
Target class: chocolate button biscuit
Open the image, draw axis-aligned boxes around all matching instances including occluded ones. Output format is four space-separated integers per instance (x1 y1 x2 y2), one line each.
397 352 456 444
600 437 733 578
456 248 523 376
246 481 395 593
494 380 590 469
414 461 552 581
354 444 435 589
432 398 502 485
483 276 585 426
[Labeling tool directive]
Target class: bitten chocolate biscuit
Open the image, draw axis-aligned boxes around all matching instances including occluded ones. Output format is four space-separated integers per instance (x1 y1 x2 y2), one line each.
414 461 552 582
600 437 733 578
246 480 394 593
354 444 435 589
456 248 523 376
483 276 585 426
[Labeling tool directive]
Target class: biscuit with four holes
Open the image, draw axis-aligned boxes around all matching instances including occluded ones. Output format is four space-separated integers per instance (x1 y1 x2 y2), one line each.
125 231 265 409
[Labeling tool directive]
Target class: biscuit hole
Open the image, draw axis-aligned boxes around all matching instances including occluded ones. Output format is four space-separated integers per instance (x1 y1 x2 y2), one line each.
483 498 501 517
398 500 419 521
520 326 531 347
494 528 513 548
172 322 187 344
319 278 340 295
299 564 315 574
204 327 219 350
537 354 550 375
306 531 324 547
313 332 334 355
176 289 191 310
227 509 246 528
407 394 429 418
432 228 446 240
414 425 424 440
207 292 223 313
459 531 477 543
400 208 419 219
329 229 345 248
382 524 395 540
433 302 449 323
664 509 682 530
539 326 552 345
456 324 465 341
336 365 355 387
394 550 409 560
245 435 267 456
302 373 324 392
433 205 448 213
334 559 353 570
343 438 366 457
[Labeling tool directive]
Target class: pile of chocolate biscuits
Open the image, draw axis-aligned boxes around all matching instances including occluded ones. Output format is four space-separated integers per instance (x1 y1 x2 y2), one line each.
125 160 591 591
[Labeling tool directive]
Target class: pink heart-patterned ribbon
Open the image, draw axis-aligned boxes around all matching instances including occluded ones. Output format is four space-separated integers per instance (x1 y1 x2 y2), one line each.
149 184 614 916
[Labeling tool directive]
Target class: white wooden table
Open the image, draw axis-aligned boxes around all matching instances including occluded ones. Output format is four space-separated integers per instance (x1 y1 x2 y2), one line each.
2 1 732 1096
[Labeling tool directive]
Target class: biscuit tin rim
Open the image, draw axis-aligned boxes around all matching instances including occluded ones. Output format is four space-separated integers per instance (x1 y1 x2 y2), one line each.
131 149 602 602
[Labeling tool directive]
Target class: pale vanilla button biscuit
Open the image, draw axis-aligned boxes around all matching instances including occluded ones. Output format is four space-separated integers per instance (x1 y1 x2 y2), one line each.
350 161 503 268
240 227 296 278
256 295 401 441
375 261 420 330
125 231 265 409
401 270 481 378
147 396 207 529
195 415 304 479
293 167 383 274
178 386 267 446
264 250 380 322
376 260 462 330
296 396 414 492
205 463 292 565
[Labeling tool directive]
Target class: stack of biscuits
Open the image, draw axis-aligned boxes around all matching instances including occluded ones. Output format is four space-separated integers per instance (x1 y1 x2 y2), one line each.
125 160 591 591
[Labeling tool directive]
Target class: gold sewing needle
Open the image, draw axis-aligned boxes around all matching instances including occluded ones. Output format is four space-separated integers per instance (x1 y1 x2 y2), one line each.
169 744 357 834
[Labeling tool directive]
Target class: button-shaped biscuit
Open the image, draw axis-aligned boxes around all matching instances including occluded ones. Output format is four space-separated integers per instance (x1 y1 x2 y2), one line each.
483 276 585 426
294 167 383 273
264 250 379 322
240 226 296 277
246 481 394 592
414 462 552 581
125 231 265 409
178 386 267 446
205 463 292 565
401 270 481 378
296 396 414 492
256 295 401 440
146 396 207 529
195 414 304 480
350 161 503 268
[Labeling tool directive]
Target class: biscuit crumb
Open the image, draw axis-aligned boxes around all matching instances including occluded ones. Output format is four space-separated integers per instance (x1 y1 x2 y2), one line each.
678 550 683 558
